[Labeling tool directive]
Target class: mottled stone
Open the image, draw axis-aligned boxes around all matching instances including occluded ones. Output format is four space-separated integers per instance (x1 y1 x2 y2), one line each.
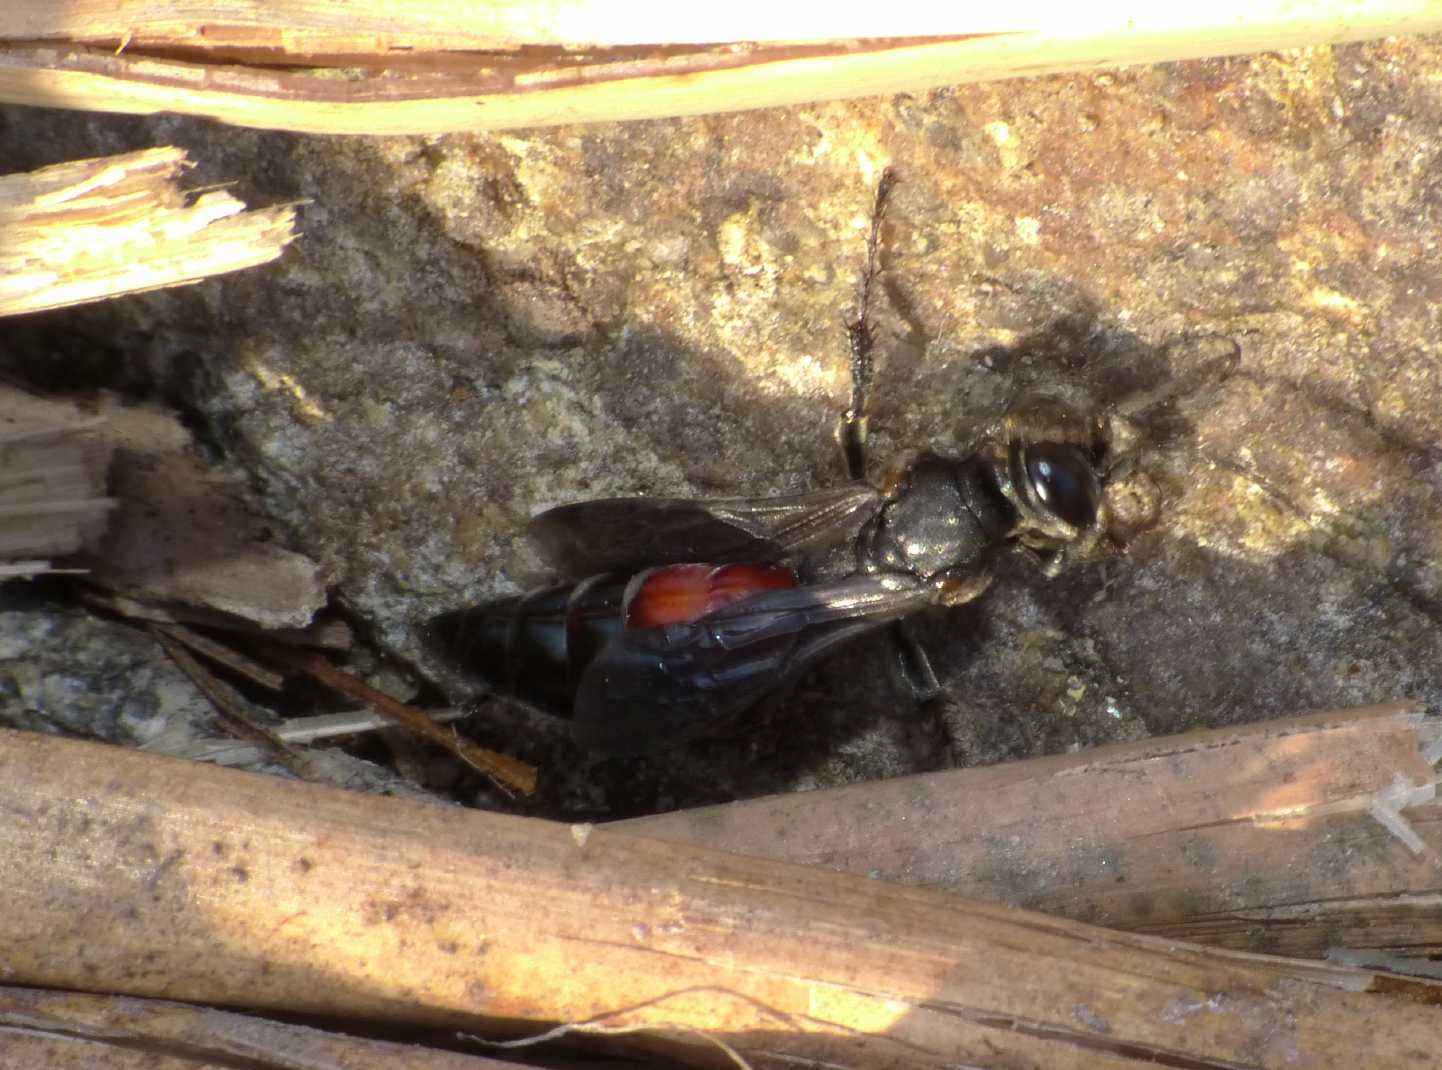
0 588 211 744
4 37 1442 816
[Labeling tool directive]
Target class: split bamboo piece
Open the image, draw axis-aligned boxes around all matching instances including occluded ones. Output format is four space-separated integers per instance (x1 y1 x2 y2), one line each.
0 725 1438 1070
0 145 296 316
1 3 1440 135
621 702 1442 961
0 985 522 1070
0 385 113 579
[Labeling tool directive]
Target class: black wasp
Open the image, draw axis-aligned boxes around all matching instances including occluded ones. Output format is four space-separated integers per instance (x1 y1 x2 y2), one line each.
428 171 1209 754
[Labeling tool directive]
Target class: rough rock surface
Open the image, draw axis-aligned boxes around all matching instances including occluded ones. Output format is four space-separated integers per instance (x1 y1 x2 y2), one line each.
4 37 1442 817
0 584 212 745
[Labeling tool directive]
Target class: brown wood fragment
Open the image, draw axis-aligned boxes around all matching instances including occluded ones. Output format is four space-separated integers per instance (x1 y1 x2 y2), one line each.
1 386 323 625
0 727 1438 1069
85 590 354 649
2 6 1440 134
272 645 538 795
0 146 295 316
620 702 1442 961
85 398 327 630
0 984 524 1070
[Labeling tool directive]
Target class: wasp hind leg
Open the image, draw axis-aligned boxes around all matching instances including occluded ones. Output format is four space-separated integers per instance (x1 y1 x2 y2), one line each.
889 617 942 700
889 616 959 772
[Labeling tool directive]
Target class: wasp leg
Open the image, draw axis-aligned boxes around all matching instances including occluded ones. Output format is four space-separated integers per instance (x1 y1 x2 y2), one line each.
894 620 961 772
889 565 998 701
835 172 939 707
889 616 942 701
837 167 897 481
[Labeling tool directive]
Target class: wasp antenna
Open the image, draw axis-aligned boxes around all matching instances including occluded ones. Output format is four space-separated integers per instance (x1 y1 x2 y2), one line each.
854 167 897 333
1112 335 1241 421
841 167 898 480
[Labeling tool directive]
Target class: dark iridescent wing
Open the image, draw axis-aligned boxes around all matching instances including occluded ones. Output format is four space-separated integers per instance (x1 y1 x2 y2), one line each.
529 482 883 579
571 575 931 753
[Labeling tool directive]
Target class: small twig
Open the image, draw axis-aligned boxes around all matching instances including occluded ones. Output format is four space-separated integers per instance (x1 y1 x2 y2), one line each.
275 706 467 744
840 166 897 477
153 627 330 784
0 561 55 579
151 622 285 691
266 646 538 796
141 706 468 765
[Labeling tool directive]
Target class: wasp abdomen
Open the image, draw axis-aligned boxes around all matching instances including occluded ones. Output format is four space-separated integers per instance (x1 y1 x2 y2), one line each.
428 575 625 715
430 563 797 718
624 563 797 627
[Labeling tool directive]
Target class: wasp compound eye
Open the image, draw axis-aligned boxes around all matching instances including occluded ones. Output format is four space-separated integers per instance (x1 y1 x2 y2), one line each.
1025 443 1100 529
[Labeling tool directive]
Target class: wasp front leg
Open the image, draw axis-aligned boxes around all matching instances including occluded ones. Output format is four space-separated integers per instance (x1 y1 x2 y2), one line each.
834 170 946 702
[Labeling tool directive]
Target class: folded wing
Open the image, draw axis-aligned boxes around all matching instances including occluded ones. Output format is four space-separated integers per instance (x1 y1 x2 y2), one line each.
529 482 883 578
572 574 930 752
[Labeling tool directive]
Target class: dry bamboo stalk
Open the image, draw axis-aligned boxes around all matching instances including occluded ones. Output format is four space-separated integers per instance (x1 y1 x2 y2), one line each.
621 703 1442 961
0 726 1439 1070
0 386 113 578
9 1 1440 52
6 1 1425 49
0 146 296 316
1 3 1439 134
0 985 523 1070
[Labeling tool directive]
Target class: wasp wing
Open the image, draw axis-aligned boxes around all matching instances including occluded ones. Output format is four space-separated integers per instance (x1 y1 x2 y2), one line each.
529 482 883 579
571 575 931 753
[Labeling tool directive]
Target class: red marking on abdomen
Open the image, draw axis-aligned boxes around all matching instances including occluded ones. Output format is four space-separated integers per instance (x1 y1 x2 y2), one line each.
626 563 797 628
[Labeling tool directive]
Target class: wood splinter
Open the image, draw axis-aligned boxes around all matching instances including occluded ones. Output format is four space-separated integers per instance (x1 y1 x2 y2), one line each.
0 145 297 317
0 389 114 580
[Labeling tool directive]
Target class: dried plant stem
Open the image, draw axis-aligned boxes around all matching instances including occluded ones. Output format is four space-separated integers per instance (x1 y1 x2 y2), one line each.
153 621 287 691
0 983 518 1070
1 4 1439 134
0 726 1438 1069
621 702 1442 962
154 626 335 784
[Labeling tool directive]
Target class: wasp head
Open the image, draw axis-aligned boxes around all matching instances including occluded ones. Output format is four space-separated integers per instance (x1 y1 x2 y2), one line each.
992 393 1134 577
994 336 1241 577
